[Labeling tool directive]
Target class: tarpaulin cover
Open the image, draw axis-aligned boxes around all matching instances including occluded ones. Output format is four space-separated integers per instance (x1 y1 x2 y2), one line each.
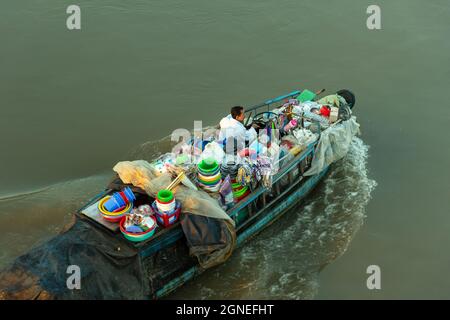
0 217 149 300
304 117 360 176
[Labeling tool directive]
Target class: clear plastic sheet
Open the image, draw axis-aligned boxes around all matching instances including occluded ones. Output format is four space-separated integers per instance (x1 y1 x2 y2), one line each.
113 161 234 224
304 117 360 176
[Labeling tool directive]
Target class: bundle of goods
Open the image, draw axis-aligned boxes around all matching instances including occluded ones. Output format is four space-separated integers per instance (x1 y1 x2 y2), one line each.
221 161 239 180
98 187 136 222
329 106 340 123
165 167 198 191
302 111 330 131
197 158 222 192
131 204 152 216
175 154 190 166
254 156 274 189
152 153 176 175
292 128 317 147
283 119 298 133
120 213 157 242
219 175 234 210
200 141 225 164
152 189 181 227
236 162 253 187
247 141 267 160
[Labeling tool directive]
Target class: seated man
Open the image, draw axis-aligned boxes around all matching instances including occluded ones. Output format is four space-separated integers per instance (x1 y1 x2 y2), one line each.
219 106 257 154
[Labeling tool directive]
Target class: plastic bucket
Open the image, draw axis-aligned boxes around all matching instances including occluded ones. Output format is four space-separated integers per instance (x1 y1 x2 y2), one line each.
156 198 176 212
157 189 174 203
198 158 222 192
104 193 125 212
123 187 136 202
152 201 181 227
104 187 135 212
98 196 133 222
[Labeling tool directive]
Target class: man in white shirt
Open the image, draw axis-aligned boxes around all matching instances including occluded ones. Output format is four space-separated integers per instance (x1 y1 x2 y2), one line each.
219 106 257 155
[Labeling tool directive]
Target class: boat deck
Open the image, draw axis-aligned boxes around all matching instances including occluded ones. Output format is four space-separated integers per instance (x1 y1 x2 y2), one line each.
77 139 317 258
76 89 326 263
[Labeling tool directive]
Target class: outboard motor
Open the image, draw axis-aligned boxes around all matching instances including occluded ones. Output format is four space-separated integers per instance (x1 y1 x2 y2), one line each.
337 89 356 121
336 89 356 109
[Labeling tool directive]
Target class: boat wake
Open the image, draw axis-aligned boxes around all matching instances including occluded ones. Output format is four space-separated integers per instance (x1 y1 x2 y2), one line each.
0 175 110 270
168 137 377 299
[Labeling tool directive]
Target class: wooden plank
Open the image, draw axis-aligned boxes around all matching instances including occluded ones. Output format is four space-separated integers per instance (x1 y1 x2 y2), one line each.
80 199 120 233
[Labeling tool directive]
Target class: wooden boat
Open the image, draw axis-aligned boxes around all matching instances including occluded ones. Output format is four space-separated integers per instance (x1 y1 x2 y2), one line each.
0 89 355 300
76 90 336 299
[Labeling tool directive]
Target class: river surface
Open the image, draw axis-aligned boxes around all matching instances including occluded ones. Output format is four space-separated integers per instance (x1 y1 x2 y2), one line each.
1 0 449 299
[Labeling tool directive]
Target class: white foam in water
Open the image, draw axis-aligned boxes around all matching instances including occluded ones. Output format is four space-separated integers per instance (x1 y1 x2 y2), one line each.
170 137 377 300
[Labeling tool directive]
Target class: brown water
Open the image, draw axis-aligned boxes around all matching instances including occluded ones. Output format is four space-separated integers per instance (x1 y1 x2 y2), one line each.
1 0 449 299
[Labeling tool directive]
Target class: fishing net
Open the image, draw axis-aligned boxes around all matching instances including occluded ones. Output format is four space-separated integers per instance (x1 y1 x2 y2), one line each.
0 217 148 299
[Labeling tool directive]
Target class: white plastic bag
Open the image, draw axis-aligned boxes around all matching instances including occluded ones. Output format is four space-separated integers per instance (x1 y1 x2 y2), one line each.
200 141 225 164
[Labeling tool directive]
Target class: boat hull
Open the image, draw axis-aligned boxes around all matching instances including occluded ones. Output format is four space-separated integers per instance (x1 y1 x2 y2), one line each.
153 165 330 298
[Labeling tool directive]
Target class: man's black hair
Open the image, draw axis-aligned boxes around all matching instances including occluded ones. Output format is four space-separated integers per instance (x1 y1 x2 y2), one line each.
231 106 244 119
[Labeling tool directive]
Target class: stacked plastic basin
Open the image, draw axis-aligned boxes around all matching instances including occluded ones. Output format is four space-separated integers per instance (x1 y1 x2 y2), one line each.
197 158 222 192
152 189 181 227
232 180 250 202
98 187 135 222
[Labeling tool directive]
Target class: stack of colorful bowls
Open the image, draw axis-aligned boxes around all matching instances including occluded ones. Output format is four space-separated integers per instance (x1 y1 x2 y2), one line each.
152 189 181 227
156 189 176 212
103 187 136 212
119 215 157 242
197 158 222 192
98 195 133 222
231 180 251 203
